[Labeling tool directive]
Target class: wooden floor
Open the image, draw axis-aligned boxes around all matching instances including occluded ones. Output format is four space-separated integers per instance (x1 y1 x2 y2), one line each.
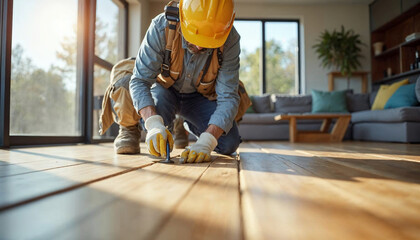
0 141 420 240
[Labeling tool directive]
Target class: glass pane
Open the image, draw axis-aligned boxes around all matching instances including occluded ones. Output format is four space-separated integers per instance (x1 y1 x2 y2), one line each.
93 64 116 139
234 21 262 95
265 22 299 94
10 0 80 136
95 0 120 64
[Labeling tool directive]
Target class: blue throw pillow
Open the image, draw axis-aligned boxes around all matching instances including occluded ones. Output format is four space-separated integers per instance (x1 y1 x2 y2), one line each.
384 83 419 109
311 89 348 113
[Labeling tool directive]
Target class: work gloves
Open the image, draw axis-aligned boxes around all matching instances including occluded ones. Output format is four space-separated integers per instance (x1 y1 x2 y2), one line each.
145 115 174 158
180 132 217 163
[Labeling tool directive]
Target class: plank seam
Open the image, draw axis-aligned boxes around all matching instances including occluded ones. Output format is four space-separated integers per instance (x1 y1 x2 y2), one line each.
237 151 245 240
0 162 156 212
0 162 86 178
256 146 414 239
145 161 212 240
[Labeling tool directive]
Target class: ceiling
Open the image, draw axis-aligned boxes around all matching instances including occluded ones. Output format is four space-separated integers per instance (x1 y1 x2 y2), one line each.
149 0 374 4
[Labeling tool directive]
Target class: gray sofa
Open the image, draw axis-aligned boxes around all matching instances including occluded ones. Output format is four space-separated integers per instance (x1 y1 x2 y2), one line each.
239 75 420 143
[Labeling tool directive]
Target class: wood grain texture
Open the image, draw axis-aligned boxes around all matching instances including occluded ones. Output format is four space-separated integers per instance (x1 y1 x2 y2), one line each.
239 142 420 240
0 156 212 239
0 144 182 210
1 141 420 240
155 154 241 240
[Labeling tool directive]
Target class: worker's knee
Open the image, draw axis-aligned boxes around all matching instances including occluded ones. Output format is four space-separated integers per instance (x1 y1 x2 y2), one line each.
216 140 240 155
215 123 241 155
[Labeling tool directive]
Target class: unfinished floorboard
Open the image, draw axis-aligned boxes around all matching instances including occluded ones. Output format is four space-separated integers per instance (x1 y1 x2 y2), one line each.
286 143 420 184
0 144 182 210
155 154 241 240
0 145 149 178
248 142 420 239
0 144 115 166
324 141 420 162
0 158 211 240
239 142 418 240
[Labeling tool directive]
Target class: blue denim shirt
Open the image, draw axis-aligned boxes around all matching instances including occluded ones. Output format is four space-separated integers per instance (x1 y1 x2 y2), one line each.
130 13 241 133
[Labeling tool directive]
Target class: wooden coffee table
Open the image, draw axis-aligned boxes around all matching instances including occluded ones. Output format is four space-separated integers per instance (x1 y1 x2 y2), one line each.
274 113 351 143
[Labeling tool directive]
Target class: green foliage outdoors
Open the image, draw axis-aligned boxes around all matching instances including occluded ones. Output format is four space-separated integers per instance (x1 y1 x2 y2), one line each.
239 39 297 96
10 18 117 135
11 45 74 134
313 25 363 78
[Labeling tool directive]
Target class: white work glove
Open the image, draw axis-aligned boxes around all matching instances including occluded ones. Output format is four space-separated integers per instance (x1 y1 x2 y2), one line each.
145 115 174 158
180 132 217 163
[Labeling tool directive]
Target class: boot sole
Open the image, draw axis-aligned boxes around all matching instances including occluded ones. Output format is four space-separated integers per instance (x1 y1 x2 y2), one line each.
115 146 140 154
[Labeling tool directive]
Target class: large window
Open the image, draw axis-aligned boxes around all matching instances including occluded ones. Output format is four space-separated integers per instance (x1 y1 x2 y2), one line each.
10 0 80 136
93 0 126 140
234 20 300 95
0 0 127 146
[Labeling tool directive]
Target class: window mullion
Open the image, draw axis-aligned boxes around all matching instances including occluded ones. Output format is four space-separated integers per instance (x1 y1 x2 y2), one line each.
0 0 13 148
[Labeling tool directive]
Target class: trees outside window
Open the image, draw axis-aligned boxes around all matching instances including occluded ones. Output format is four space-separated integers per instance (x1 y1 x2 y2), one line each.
234 20 300 95
6 0 126 145
10 0 80 136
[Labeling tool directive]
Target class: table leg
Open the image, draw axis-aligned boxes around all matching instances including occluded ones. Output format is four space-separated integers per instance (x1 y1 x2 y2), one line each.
289 117 297 143
320 119 332 133
331 116 351 141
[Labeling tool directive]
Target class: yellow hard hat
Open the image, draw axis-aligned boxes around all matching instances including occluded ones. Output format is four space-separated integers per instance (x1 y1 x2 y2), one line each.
179 0 235 49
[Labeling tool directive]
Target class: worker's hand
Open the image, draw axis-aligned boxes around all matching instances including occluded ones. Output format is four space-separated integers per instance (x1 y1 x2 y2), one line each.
145 115 174 158
180 132 217 163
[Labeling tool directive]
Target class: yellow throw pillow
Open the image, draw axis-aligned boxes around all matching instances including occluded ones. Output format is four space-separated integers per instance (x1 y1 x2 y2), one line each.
371 79 409 110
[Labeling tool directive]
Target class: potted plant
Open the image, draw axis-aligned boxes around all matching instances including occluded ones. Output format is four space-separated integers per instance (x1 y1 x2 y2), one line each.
313 26 364 88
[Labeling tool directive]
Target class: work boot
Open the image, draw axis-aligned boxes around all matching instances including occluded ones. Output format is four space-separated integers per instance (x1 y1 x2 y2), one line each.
114 125 141 154
173 116 189 149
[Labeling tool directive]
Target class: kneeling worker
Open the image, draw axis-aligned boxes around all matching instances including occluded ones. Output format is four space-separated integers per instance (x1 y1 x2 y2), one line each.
101 0 250 163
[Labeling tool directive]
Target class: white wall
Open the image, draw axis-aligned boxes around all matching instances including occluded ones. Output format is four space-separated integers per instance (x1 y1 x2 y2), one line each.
147 2 372 94
127 0 150 57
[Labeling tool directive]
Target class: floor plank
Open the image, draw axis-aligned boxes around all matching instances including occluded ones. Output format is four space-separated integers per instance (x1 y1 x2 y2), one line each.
1 141 420 240
290 142 420 184
0 145 146 177
0 144 183 210
239 142 420 240
0 157 212 239
155 154 241 240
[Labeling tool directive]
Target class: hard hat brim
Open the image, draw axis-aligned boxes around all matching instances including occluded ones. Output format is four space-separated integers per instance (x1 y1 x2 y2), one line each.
180 21 233 49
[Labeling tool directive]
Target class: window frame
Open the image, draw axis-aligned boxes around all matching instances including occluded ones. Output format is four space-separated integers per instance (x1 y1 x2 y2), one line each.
235 18 301 95
0 0 128 147
91 0 128 143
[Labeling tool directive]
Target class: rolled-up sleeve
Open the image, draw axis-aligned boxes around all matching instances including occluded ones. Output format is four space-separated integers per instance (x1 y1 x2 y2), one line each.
130 14 166 114
208 28 241 133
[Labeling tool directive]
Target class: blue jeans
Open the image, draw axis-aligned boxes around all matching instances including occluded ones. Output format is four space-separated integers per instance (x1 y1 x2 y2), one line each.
141 83 241 155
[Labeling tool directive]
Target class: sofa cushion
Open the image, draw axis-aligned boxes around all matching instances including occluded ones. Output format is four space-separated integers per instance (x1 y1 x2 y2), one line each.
385 83 419 109
311 89 348 113
371 79 409 110
346 93 370 112
274 95 312 113
241 113 323 124
251 94 272 113
369 90 377 107
241 113 282 124
351 107 420 123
